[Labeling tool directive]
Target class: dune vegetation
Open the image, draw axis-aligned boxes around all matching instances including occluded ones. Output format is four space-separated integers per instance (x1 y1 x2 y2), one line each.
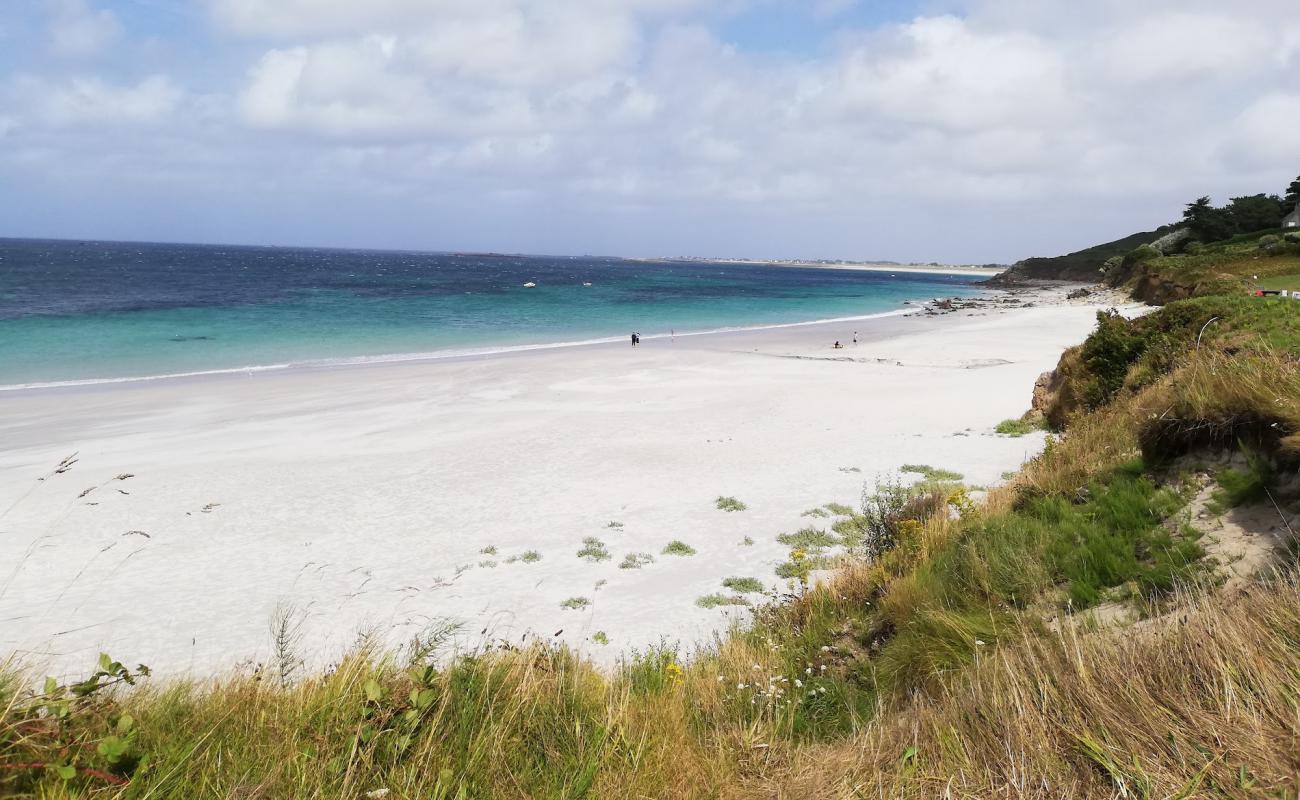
4 231 1300 797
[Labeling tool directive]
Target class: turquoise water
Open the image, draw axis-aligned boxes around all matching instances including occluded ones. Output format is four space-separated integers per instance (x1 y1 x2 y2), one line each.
0 238 986 387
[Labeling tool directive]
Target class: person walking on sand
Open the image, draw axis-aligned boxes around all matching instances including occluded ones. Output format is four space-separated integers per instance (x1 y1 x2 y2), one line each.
631 332 640 346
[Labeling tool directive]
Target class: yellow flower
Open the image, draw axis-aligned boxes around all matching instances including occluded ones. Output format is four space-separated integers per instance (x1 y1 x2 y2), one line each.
665 662 684 684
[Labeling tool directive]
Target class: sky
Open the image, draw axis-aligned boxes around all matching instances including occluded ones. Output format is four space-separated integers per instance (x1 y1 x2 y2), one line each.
1 0 1298 263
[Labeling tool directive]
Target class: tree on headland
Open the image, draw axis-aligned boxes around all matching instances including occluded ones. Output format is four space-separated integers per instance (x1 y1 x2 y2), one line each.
1284 174 1300 215
1182 196 1234 242
1226 193 1285 233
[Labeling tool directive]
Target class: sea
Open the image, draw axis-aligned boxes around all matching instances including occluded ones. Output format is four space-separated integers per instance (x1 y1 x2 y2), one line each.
0 238 989 389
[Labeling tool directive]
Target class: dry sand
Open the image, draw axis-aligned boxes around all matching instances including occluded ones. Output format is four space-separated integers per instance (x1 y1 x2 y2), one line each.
0 287 1133 677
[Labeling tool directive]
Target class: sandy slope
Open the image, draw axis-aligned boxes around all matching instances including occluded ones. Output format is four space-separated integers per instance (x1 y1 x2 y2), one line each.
0 291 1124 677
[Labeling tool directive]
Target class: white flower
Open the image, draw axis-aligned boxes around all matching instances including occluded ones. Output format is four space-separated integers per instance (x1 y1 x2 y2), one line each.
737 683 747 690
975 639 986 646
794 679 803 688
820 645 830 652
805 667 813 675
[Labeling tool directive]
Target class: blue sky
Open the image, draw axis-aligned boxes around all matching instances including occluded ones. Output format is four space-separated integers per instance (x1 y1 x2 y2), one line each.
1 0 1298 262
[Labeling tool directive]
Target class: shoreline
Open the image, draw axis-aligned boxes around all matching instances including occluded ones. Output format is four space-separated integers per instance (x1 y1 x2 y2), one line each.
0 282 1128 678
0 307 927 394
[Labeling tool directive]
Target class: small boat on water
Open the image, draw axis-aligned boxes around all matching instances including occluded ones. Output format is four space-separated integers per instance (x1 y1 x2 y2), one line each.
523 282 537 288
583 282 592 286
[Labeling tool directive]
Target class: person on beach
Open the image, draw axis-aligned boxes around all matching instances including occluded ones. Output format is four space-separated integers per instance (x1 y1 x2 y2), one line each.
631 332 640 346
833 341 843 349
853 331 858 344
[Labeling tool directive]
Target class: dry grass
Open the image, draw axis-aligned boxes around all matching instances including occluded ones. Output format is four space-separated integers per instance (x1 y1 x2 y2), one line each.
739 575 1300 799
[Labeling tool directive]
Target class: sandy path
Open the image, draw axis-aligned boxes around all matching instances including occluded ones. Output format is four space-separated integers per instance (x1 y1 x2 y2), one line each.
0 293 1119 677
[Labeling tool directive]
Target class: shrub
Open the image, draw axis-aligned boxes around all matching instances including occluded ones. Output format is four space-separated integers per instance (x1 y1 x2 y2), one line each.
520 550 542 563
661 541 696 556
823 502 855 516
858 476 919 561
560 597 591 610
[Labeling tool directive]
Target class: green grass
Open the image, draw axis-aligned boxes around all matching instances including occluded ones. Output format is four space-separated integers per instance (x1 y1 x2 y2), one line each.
695 593 751 609
560 597 591 610
801 507 830 518
618 552 655 570
994 418 1041 437
661 540 696 556
520 550 542 563
1207 457 1271 514
480 545 498 555
721 576 765 594
925 460 1197 612
1255 272 1300 291
823 502 854 516
715 496 748 512
776 527 841 551
577 537 611 562
591 631 609 646
901 464 966 481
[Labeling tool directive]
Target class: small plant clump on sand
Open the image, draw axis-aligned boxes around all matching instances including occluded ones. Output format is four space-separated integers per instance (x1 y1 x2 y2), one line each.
823 502 855 516
695 593 750 609
519 550 542 563
995 417 1044 437
740 536 755 546
801 507 830 518
559 596 591 610
577 537 611 562
900 464 965 482
606 521 624 529
591 631 609 645
479 545 498 556
661 540 696 556
721 576 764 594
776 527 840 550
619 553 655 570
715 496 748 512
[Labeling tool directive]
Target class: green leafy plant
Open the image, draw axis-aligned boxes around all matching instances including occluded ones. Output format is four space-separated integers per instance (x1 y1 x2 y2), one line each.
721 576 764 594
715 496 748 512
619 552 655 569
661 541 696 556
577 537 611 562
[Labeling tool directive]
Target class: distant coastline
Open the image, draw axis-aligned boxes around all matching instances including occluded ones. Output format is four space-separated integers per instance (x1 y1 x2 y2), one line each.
626 256 1005 278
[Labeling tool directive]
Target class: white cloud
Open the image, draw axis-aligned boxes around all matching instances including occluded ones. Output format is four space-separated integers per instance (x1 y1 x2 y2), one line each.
48 0 123 57
6 0 1300 259
1226 93 1300 168
14 75 184 126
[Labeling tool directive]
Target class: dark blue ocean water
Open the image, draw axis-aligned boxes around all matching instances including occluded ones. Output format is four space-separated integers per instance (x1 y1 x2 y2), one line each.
0 238 985 387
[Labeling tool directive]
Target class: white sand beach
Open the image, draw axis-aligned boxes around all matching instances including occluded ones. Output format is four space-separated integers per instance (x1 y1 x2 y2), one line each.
0 288 1127 677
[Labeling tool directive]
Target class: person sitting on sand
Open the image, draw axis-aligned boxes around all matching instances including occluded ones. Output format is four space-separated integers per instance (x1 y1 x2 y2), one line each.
833 341 843 349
